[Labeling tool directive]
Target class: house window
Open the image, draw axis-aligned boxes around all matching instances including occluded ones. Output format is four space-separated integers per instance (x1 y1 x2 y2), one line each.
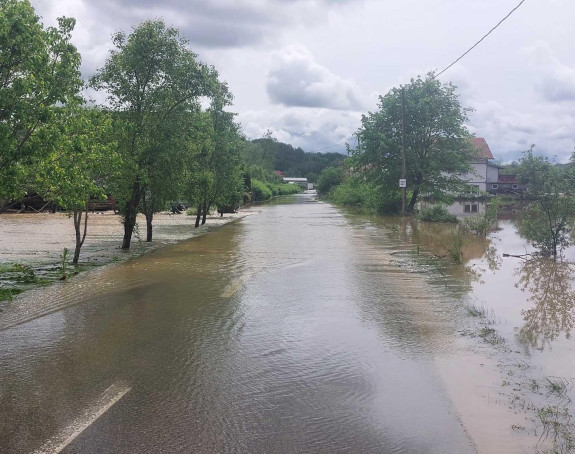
512 184 518 189
492 184 498 189
464 203 479 213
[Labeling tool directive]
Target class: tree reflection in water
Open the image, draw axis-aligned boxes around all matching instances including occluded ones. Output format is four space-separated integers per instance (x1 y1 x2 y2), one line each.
515 257 575 350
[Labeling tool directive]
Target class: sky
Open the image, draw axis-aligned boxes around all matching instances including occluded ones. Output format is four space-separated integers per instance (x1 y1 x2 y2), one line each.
32 0 575 163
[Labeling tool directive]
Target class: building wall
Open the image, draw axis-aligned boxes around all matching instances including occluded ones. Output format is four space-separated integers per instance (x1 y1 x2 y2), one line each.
486 164 499 183
459 162 487 191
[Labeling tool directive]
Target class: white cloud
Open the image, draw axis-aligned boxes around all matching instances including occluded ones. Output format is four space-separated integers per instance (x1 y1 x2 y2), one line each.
266 45 367 111
239 107 361 153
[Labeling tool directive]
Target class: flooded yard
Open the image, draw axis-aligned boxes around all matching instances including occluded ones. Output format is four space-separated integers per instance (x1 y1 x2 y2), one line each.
362 203 575 452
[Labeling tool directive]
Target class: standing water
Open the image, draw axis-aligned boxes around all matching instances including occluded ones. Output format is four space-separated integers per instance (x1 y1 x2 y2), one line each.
0 194 572 452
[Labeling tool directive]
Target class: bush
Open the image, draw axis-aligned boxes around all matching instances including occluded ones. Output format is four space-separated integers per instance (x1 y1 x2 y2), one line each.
419 204 458 223
251 179 300 202
252 179 273 201
463 199 500 236
328 178 402 214
316 167 345 195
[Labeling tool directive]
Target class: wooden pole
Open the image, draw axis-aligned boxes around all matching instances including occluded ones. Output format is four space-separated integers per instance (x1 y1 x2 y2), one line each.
401 87 407 215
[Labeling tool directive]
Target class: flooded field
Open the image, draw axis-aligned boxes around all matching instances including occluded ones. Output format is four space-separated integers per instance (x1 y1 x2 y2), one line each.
360 202 575 453
0 194 573 453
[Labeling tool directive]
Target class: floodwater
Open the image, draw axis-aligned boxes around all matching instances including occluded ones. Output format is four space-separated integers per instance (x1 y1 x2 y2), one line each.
0 194 573 453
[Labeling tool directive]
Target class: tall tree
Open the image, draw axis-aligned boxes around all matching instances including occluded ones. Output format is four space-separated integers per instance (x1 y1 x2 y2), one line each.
90 20 217 249
186 90 244 228
0 0 82 200
351 73 475 212
33 106 117 264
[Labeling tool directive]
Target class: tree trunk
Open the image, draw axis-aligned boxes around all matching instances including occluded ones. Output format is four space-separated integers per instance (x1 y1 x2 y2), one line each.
195 203 202 228
201 201 209 225
72 206 89 265
145 210 153 242
142 193 153 242
407 187 420 212
122 181 142 249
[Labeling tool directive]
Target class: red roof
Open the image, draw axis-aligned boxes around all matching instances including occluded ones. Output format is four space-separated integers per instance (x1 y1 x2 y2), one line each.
498 174 519 184
471 138 494 160
274 170 284 177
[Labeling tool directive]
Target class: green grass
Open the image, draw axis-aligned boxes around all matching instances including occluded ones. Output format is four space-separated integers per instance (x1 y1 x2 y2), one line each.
0 287 23 302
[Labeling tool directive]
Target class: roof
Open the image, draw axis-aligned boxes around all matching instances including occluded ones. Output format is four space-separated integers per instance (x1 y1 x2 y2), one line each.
471 137 494 160
498 174 519 184
283 177 307 182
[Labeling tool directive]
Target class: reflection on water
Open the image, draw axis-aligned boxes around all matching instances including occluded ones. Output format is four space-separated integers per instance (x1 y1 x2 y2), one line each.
515 257 575 350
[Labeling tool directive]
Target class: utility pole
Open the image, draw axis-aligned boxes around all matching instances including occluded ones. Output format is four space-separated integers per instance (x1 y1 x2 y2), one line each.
401 87 407 215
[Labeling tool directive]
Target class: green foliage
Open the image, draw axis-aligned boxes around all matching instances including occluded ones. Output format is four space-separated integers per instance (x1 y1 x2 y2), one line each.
463 198 501 236
350 73 474 212
243 134 345 179
250 179 300 201
316 167 345 195
60 248 70 279
446 227 465 264
0 0 83 199
328 178 398 213
90 19 219 247
251 179 273 201
516 146 575 257
418 205 458 223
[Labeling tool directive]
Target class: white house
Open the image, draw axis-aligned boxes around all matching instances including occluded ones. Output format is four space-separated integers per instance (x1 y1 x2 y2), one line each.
459 138 500 192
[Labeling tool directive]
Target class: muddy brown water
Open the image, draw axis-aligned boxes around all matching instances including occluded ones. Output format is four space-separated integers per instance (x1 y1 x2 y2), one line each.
0 194 573 453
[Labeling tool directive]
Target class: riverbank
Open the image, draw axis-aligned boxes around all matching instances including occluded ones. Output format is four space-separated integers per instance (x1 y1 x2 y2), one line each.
0 208 257 306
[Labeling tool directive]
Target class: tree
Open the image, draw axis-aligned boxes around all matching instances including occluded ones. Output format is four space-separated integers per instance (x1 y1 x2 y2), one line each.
517 146 575 257
0 0 83 200
186 90 244 228
350 73 475 212
33 106 117 264
90 20 217 249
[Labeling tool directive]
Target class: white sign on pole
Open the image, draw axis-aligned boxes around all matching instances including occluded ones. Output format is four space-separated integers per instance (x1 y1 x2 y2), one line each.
399 179 406 188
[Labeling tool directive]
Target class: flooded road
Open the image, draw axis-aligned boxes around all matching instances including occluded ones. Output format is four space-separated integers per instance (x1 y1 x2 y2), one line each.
0 194 476 453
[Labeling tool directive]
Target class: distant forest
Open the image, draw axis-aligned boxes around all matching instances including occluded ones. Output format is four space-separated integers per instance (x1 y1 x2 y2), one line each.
246 137 346 182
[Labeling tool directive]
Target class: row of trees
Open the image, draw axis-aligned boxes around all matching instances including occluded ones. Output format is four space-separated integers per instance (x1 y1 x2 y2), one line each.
0 1 303 264
244 132 345 182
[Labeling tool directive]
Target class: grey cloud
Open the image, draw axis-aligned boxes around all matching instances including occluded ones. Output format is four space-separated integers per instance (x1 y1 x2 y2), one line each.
523 43 575 104
539 76 575 103
83 0 355 49
266 45 366 111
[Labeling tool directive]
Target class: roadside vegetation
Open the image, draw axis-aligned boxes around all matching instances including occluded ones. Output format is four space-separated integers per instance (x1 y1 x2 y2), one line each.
0 0 342 274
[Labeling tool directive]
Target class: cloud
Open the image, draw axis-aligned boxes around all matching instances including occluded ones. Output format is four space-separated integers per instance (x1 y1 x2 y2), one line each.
468 100 575 162
239 107 361 153
266 45 366 111
523 42 575 103
37 0 357 51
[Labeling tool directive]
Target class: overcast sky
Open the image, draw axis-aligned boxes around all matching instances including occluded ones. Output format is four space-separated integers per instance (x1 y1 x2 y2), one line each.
32 0 575 163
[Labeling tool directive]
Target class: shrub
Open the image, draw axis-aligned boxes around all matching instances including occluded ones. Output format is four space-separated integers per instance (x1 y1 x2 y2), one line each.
463 198 500 236
316 167 345 195
419 204 458 223
252 179 273 201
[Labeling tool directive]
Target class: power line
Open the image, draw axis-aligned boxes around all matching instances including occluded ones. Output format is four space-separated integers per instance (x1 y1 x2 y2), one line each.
302 1 528 153
436 0 527 78
306 139 352 153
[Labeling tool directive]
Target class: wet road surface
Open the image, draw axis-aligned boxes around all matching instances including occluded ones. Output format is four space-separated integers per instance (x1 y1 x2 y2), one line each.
0 194 475 453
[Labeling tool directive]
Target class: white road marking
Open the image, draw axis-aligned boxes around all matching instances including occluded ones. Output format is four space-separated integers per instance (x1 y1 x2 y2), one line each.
34 382 131 454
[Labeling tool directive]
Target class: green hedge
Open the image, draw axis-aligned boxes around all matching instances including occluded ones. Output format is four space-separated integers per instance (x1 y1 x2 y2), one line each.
251 179 300 202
